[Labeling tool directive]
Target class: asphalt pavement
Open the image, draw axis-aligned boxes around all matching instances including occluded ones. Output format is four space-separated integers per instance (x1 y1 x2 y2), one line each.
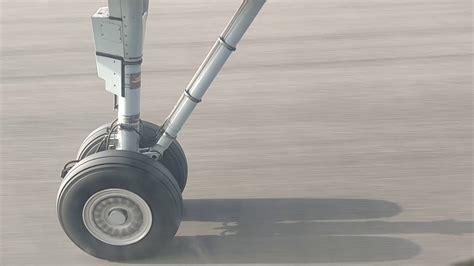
1 0 472 265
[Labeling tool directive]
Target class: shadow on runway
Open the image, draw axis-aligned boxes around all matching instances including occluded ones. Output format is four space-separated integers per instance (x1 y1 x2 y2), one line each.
136 198 472 264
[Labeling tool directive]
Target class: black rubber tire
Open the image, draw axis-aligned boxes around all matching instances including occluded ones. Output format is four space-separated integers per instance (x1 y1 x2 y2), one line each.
57 150 182 261
76 121 188 192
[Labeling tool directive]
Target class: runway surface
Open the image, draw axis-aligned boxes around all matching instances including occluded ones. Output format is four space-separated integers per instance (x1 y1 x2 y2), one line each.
1 0 472 265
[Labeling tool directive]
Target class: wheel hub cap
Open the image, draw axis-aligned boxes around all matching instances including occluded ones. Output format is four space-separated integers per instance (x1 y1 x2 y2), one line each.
108 209 128 225
82 188 152 246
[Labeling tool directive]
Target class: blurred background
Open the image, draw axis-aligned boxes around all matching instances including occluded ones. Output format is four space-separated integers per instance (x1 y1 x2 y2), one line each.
1 0 472 265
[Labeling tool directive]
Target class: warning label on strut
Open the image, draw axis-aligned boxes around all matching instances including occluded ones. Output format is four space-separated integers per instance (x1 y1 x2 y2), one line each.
130 73 141 89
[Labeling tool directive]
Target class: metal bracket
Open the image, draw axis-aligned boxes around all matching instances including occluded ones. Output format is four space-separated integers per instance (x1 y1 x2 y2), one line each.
142 151 161 160
95 53 124 97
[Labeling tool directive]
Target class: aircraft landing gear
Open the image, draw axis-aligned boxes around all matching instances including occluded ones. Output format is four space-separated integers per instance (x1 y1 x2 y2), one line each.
57 0 265 260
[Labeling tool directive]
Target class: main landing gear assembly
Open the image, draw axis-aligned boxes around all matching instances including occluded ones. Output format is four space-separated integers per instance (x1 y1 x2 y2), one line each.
56 0 266 261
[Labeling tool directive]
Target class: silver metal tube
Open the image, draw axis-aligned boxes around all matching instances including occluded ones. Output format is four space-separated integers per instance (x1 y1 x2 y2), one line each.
153 0 266 154
114 0 148 151
117 64 141 151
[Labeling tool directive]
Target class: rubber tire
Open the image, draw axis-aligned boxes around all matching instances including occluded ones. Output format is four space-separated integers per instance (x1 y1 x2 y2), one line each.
57 150 182 261
76 121 188 192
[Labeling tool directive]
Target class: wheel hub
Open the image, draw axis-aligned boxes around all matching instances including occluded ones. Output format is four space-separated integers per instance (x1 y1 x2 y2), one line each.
108 209 128 225
82 188 152 246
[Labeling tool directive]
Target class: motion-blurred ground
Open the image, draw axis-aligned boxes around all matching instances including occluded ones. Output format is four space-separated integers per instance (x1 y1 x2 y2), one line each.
1 0 472 265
